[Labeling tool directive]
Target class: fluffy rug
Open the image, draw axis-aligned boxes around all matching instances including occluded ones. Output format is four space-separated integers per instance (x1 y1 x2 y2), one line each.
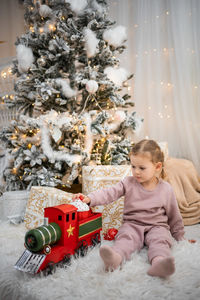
0 222 200 300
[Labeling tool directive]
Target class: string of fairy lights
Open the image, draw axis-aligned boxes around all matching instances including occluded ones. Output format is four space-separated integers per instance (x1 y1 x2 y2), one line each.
0 3 199 120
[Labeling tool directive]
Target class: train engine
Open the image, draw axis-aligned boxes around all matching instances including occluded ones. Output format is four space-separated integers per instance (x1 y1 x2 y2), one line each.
15 203 102 275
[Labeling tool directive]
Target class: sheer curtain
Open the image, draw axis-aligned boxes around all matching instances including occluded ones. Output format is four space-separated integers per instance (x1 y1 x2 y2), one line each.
0 0 25 59
108 0 200 173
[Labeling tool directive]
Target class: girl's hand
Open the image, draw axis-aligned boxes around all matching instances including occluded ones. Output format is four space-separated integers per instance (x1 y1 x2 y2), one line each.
72 193 91 204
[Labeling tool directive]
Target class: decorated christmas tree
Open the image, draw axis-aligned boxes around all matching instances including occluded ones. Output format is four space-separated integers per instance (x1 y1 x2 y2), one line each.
0 0 143 191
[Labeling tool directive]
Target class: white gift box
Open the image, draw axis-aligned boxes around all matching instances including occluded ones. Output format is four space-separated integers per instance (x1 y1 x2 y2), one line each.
1 190 30 223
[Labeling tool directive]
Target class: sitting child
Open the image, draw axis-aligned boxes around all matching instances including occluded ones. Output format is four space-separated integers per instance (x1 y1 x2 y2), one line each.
73 139 185 278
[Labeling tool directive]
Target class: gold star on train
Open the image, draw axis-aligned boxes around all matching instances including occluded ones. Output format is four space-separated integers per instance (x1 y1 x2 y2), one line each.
67 224 75 237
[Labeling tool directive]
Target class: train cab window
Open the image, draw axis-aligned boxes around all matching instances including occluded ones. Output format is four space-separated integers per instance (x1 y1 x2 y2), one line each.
58 215 62 221
72 212 75 220
66 214 69 222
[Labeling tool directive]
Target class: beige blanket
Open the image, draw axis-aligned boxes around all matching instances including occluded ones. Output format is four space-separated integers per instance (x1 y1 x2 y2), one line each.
165 157 200 226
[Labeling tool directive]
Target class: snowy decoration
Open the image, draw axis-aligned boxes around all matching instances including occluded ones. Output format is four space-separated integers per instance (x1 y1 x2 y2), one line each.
24 145 45 167
91 0 104 14
132 114 144 134
103 25 127 48
84 28 99 57
114 110 126 122
39 4 52 18
107 110 126 133
70 199 89 211
16 44 34 73
65 0 88 14
82 113 93 154
55 78 77 98
41 124 81 166
86 80 98 94
51 126 62 143
104 67 128 86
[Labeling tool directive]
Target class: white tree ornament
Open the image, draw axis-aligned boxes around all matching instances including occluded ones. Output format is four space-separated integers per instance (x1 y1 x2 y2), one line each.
86 80 98 94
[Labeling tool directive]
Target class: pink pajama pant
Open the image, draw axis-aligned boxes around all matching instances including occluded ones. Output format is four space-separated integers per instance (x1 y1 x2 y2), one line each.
111 222 173 263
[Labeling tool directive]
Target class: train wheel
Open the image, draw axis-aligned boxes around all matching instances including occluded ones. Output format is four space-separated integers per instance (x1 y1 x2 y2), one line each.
75 240 88 257
92 233 101 247
63 254 71 265
43 262 56 276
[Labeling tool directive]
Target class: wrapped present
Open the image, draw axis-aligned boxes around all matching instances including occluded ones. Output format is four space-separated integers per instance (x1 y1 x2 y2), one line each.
24 186 73 229
82 165 132 233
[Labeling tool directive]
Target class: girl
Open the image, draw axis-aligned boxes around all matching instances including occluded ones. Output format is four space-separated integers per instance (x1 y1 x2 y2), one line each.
73 139 185 278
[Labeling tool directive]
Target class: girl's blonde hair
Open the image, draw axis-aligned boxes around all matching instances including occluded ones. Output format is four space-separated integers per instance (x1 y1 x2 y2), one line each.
130 139 166 179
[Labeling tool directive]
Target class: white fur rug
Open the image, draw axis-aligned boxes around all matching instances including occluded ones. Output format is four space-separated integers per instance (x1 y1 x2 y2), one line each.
0 222 200 300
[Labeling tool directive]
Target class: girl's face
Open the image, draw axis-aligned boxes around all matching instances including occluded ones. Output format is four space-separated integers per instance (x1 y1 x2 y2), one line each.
130 153 162 185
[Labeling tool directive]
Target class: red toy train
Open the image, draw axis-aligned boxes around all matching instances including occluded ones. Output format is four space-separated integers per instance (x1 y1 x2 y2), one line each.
15 203 102 275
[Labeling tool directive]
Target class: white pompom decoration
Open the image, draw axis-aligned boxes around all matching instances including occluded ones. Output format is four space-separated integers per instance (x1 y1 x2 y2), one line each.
114 110 126 122
86 80 98 94
104 67 128 86
56 78 77 98
16 44 34 73
39 4 52 18
103 25 127 47
84 28 99 58
65 0 88 14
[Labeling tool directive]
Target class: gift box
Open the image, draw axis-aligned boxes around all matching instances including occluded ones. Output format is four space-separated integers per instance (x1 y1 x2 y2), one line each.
24 186 73 229
82 165 132 233
1 190 30 223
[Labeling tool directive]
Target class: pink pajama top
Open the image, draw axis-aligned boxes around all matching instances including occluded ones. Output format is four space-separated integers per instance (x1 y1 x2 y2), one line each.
88 176 185 241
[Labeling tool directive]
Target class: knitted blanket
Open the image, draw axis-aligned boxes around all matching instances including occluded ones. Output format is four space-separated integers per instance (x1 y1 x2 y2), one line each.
165 158 200 226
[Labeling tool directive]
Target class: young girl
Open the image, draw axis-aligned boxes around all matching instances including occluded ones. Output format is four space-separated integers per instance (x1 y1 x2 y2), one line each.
73 139 185 278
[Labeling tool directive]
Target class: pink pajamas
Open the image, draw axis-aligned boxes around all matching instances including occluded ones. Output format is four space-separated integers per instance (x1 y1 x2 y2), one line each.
112 222 173 263
88 176 184 263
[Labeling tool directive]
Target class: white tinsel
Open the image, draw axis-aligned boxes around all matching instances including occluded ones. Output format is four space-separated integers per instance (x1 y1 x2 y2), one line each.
103 25 127 48
85 80 98 93
39 4 52 18
65 0 88 14
41 124 81 166
82 113 93 154
104 66 128 86
84 28 99 58
16 44 34 73
56 78 77 98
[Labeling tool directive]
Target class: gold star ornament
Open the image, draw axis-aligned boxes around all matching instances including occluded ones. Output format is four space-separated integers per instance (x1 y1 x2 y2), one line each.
67 224 75 237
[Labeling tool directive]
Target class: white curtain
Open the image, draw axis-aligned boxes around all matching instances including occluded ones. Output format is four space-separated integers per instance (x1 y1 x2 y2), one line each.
108 0 200 173
0 0 25 59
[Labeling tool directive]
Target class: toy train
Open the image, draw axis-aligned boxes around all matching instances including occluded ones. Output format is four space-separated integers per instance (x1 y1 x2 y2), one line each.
15 203 102 275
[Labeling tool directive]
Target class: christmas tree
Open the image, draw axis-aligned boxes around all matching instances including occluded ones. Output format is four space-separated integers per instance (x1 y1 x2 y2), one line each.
0 0 143 191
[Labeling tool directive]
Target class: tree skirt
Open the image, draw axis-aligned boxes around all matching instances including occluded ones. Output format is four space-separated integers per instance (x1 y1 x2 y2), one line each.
0 222 200 300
